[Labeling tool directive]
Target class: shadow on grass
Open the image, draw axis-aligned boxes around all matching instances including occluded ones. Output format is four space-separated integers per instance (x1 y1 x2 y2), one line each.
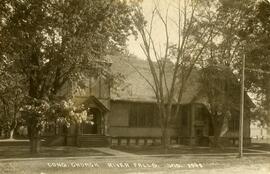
0 146 112 159
112 145 262 155
249 143 270 151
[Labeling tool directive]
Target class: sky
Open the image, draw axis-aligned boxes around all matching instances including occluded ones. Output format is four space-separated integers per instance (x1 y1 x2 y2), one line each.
127 0 153 59
127 0 183 59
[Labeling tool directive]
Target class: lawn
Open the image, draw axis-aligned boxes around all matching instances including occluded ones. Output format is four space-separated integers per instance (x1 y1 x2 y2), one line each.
1 143 270 160
249 143 270 151
112 145 268 156
0 146 111 159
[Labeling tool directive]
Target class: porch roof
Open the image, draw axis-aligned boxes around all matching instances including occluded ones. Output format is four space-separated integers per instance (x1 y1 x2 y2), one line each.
74 96 109 112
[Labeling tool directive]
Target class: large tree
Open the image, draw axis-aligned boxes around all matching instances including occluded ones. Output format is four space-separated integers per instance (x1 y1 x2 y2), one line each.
191 0 253 146
194 0 270 143
209 0 270 125
132 0 215 149
200 65 252 147
0 0 136 153
244 0 270 125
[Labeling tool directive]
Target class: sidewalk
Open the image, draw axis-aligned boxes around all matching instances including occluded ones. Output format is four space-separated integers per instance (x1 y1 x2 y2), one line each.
245 148 270 154
1 145 270 162
91 147 138 157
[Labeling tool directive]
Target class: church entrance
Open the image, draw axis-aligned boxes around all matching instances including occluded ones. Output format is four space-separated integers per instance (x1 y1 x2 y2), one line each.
82 108 102 135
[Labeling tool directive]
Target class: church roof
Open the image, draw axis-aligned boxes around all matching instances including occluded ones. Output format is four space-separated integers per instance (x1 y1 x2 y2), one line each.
109 54 254 109
109 54 201 104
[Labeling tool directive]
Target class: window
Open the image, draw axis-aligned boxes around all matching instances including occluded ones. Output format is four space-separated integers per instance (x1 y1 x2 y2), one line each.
129 103 159 127
181 105 189 126
194 104 204 121
168 105 190 127
229 117 239 131
170 105 183 127
129 103 192 128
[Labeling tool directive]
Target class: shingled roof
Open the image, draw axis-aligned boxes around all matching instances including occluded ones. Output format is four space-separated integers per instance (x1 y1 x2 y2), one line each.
110 54 201 104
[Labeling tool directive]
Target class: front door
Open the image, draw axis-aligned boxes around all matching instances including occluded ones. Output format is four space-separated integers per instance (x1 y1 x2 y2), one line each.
82 108 101 134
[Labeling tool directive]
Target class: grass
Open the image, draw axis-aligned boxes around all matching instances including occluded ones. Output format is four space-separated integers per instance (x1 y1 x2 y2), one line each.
0 146 111 159
112 145 268 155
1 142 270 160
249 143 270 151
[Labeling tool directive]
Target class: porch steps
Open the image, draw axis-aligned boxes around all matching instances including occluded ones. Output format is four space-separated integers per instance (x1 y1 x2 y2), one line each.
78 135 109 147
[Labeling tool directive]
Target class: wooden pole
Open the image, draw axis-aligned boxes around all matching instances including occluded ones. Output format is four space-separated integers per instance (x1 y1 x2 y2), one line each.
238 54 245 158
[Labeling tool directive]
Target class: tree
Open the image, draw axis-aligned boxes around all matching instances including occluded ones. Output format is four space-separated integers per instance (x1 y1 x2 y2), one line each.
0 0 136 153
212 0 270 126
200 66 243 147
0 72 25 139
132 0 214 149
0 40 26 139
244 0 270 125
192 0 270 147
191 0 250 147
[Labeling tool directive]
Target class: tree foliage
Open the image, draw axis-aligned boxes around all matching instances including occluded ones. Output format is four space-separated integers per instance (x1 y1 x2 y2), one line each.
244 0 270 125
200 66 240 147
217 0 270 125
196 0 270 125
0 46 25 138
0 0 136 152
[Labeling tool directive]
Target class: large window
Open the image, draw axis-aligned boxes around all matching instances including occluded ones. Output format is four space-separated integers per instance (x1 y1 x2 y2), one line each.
129 103 192 128
129 103 159 127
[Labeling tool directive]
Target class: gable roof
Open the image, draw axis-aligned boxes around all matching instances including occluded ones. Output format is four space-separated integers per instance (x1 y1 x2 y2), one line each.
73 96 109 112
109 55 255 110
109 54 201 104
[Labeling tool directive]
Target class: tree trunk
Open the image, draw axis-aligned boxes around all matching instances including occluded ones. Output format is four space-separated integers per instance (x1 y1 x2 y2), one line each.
9 129 15 139
28 71 42 154
161 126 169 153
9 114 18 139
28 124 41 154
30 137 41 154
211 119 224 149
63 125 68 146
265 77 270 123
212 126 220 147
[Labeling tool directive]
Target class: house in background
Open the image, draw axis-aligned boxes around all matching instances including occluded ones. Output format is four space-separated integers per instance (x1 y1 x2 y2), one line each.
250 121 270 143
42 54 252 147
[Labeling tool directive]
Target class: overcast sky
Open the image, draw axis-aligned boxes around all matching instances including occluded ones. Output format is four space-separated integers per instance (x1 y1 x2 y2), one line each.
127 0 181 59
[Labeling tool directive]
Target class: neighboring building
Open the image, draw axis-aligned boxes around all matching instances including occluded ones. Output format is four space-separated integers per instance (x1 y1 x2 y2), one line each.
250 121 270 143
43 55 252 147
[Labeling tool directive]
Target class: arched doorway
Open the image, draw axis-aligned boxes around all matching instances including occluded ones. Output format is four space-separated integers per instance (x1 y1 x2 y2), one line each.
82 108 102 134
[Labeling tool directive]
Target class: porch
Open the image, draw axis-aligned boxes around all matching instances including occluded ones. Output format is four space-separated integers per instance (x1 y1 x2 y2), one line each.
42 96 110 147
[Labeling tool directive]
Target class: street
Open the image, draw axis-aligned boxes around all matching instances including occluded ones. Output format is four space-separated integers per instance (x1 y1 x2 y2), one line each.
0 153 269 174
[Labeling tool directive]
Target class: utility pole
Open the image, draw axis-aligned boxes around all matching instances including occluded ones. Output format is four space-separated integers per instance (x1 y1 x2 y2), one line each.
238 54 245 158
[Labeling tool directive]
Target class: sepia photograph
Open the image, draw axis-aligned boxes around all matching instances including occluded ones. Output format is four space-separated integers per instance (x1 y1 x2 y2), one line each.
0 0 270 173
